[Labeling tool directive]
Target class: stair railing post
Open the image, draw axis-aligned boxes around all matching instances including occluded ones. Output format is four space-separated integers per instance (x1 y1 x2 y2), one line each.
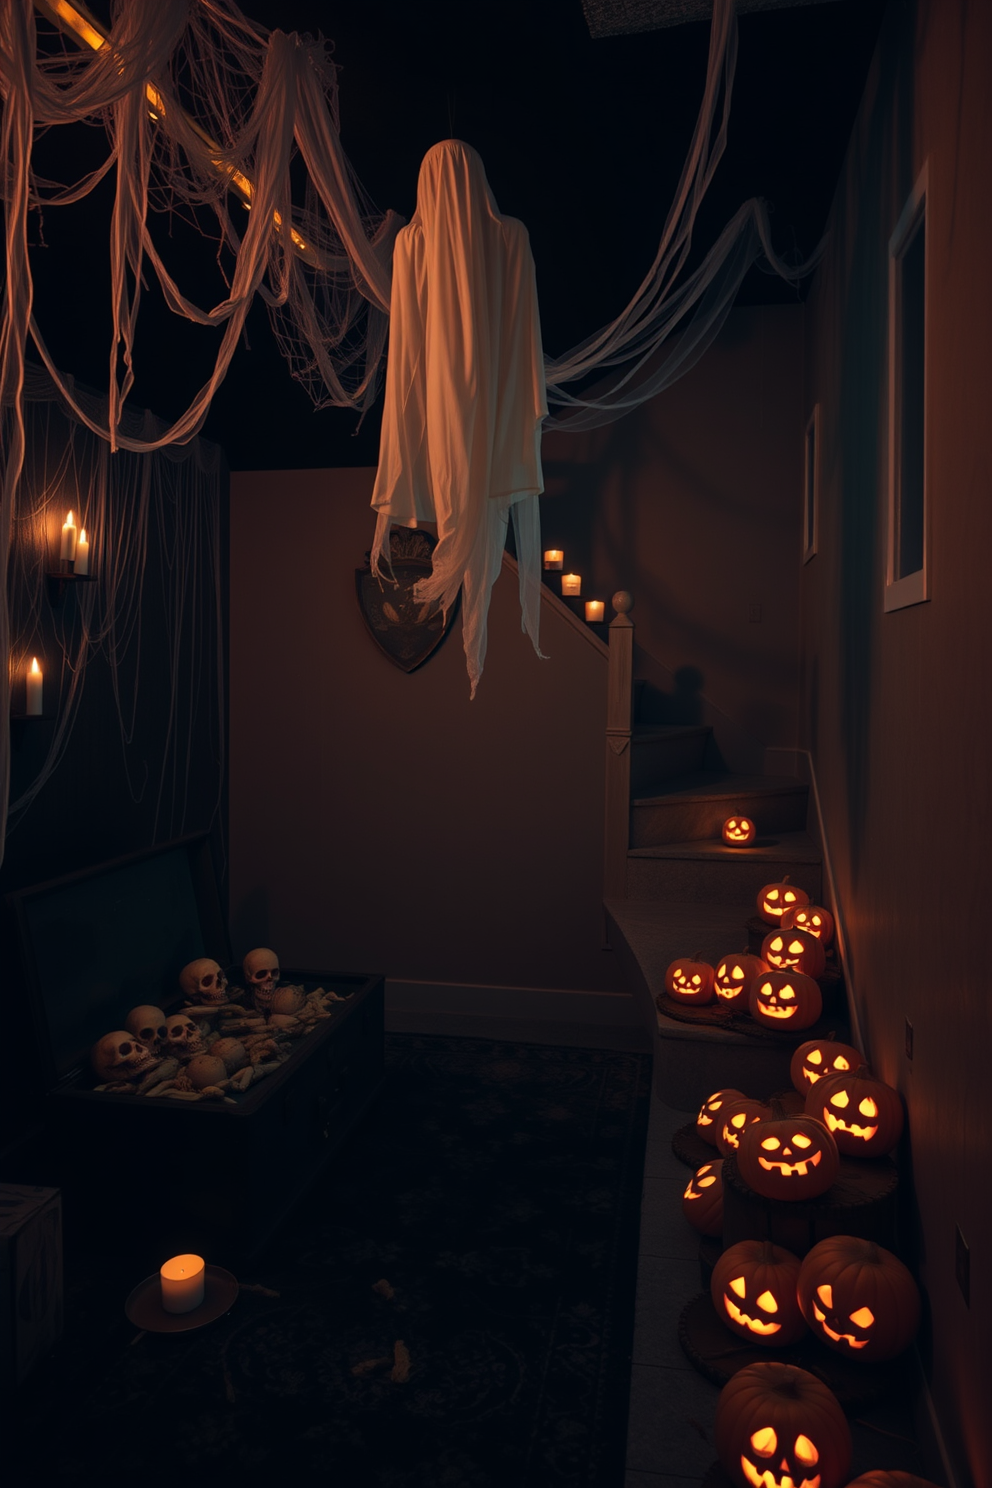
604 590 634 907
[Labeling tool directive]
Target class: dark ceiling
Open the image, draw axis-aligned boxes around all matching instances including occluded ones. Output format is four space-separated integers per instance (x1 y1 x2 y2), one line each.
26 0 887 469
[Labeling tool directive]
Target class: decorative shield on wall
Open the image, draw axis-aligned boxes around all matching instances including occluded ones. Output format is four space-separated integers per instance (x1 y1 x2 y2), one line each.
355 528 459 673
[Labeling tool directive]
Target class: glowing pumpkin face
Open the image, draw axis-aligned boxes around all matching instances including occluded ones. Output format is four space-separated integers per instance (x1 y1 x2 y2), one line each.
696 1087 746 1147
797 1236 921 1361
737 1112 839 1200
716 1097 772 1157
715 1362 852 1488
682 1159 725 1236
760 929 826 980
714 953 768 1008
749 973 822 1031
782 903 835 946
664 956 716 1005
757 878 810 925
710 1240 806 1347
723 815 757 847
805 1066 904 1157
789 1039 862 1097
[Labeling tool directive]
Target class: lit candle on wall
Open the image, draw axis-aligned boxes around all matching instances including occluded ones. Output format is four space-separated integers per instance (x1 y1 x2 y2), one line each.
543 549 564 570
160 1254 205 1314
60 510 77 563
561 573 582 597
26 657 43 716
74 528 90 576
585 600 605 622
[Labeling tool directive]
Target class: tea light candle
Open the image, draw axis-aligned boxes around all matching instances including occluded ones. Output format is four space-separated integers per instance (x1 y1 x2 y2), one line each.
561 573 581 597
60 510 77 563
543 549 564 570
26 657 43 716
585 600 605 623
74 528 90 576
160 1254 205 1314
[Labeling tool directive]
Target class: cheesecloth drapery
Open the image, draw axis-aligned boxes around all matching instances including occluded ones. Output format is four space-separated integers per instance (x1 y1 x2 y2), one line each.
370 140 547 699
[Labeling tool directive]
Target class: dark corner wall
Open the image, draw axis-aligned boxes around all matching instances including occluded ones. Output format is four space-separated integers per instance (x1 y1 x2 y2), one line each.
801 0 991 1479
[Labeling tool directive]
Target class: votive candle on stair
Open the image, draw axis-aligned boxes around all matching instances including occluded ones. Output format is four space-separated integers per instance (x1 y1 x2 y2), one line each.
26 657 43 716
543 549 564 570
160 1254 205 1314
561 573 581 597
585 600 605 623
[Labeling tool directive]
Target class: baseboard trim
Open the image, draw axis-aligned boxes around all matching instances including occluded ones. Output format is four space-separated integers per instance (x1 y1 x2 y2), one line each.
385 979 649 1050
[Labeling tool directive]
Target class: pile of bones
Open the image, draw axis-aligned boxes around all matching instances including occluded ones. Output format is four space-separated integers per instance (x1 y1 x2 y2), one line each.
89 948 350 1103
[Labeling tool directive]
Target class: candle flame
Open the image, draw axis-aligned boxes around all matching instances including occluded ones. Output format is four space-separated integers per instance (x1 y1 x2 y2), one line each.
79 528 88 543
30 657 41 675
65 510 75 526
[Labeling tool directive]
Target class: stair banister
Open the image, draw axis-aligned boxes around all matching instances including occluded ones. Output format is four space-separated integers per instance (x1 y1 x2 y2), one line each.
604 590 634 902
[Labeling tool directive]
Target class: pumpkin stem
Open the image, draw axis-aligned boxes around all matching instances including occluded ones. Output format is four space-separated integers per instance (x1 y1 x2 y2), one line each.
770 1098 786 1119
760 1240 777 1262
856 1063 872 1078
866 1241 881 1264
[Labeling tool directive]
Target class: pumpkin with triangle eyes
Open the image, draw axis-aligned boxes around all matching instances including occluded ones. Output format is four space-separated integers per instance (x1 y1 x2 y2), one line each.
737 1110 839 1200
723 815 757 847
756 877 809 925
760 928 826 980
805 1065 904 1157
664 955 716 1005
714 952 768 1009
781 902 835 946
716 1097 774 1158
716 1362 852 1488
682 1159 725 1236
696 1087 746 1146
797 1235 920 1360
711 1240 807 1346
749 972 822 1031
789 1038 862 1097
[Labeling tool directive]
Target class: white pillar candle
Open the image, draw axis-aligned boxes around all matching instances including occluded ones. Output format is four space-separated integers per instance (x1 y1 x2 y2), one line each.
26 657 43 716
561 573 581 597
60 510 77 563
543 549 563 570
74 528 90 576
160 1254 205 1314
585 600 605 622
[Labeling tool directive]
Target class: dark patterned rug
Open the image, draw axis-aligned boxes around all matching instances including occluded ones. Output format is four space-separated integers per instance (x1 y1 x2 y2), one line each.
11 1034 651 1487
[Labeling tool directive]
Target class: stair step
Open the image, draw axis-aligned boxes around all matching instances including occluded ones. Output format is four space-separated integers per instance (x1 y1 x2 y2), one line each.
631 771 808 848
629 725 712 794
625 832 821 905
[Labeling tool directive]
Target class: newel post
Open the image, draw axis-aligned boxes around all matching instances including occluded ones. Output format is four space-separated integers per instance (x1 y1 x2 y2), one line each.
604 590 633 904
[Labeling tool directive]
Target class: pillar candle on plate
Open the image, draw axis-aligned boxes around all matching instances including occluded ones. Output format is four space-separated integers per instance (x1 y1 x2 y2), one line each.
26 658 43 716
60 510 77 563
561 573 581 597
74 528 90 576
543 549 563 570
160 1254 205 1314
585 600 605 622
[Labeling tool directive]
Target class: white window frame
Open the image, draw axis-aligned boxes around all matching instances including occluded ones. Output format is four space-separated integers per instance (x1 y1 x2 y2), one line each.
802 403 819 563
885 161 929 613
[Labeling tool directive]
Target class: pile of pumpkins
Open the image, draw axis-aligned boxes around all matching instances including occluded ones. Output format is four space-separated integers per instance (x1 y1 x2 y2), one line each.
664 876 836 1031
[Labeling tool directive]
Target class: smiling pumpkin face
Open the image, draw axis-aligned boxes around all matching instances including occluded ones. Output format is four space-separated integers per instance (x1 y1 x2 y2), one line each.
760 929 826 980
715 1097 773 1157
714 953 768 1008
664 956 716 1005
797 1236 921 1361
749 972 822 1031
756 878 810 925
696 1087 746 1146
789 1039 863 1097
805 1066 904 1157
738 1112 840 1200
682 1159 725 1236
710 1240 807 1347
781 903 835 946
715 1362 852 1488
723 815 757 847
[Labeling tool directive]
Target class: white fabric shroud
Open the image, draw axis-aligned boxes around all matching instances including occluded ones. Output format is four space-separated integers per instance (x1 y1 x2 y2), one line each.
370 141 547 699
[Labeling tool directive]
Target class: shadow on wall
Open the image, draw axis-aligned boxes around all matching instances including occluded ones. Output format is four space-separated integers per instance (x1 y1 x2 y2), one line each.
635 666 705 726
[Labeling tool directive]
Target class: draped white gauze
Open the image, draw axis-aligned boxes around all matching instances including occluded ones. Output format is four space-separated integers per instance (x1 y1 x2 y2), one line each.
370 141 547 699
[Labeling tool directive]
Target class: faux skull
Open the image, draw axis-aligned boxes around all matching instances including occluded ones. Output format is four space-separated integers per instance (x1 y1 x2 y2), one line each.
179 957 229 1006
91 1030 157 1084
243 947 280 1012
165 1014 205 1061
125 1004 168 1055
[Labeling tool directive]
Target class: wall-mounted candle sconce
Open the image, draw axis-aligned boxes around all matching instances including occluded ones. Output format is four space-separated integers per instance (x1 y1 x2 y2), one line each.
47 509 98 602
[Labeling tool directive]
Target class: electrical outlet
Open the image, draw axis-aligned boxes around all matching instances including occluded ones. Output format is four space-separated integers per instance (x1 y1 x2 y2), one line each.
904 1019 914 1060
955 1224 970 1307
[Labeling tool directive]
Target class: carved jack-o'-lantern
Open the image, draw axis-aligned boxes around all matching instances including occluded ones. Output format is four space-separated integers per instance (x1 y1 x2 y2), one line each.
697 1087 746 1146
749 973 822 1031
711 1240 807 1346
798 1236 920 1360
715 953 769 1009
738 1109 840 1200
782 903 835 946
716 1097 773 1158
789 1039 862 1097
846 1475 941 1488
682 1159 725 1236
805 1066 904 1157
664 955 715 1005
723 815 757 847
757 877 810 925
716 1362 852 1488
760 928 826 980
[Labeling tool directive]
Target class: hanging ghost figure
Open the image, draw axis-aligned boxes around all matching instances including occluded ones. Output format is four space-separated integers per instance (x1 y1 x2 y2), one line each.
371 140 547 697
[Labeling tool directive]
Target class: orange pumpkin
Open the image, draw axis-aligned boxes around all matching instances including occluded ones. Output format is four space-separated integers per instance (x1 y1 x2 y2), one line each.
749 972 822 1031
737 1109 839 1201
716 1362 851 1488
716 1097 773 1157
760 928 826 979
682 1159 724 1236
711 1240 806 1346
805 1065 904 1157
714 952 768 1009
789 1038 863 1097
696 1087 746 1147
782 902 835 945
664 955 716 1005
756 876 810 925
847 1476 941 1488
723 815 757 847
797 1236 921 1361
